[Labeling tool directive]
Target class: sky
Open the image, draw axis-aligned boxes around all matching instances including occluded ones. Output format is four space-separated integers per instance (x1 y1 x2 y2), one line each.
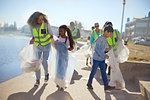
0 0 150 31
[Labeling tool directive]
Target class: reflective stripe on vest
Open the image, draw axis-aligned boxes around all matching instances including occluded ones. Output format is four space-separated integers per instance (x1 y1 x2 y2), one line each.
32 21 51 46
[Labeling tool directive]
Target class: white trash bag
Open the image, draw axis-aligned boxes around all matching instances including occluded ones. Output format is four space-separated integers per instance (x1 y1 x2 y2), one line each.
114 39 129 63
19 44 41 73
106 49 125 89
84 46 92 58
49 40 77 89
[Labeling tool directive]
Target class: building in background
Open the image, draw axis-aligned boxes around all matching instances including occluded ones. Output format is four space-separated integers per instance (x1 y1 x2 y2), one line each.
125 12 150 38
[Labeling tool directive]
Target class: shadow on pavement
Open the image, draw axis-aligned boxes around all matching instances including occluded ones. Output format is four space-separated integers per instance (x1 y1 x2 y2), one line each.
81 66 92 71
46 90 73 100
7 83 47 100
105 90 144 100
70 70 82 84
88 89 101 100
125 81 140 92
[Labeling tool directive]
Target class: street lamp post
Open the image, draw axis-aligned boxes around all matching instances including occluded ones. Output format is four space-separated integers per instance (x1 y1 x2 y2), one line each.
120 0 126 34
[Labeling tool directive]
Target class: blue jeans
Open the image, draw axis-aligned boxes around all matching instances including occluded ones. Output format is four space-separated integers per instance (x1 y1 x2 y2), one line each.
35 51 49 80
88 59 108 86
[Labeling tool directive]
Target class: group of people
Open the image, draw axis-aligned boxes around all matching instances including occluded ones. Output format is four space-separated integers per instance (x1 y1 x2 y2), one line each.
27 11 123 91
27 11 81 91
86 22 124 90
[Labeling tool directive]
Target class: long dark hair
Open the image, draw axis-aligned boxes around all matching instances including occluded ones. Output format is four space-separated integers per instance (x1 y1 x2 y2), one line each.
59 25 75 50
27 11 49 28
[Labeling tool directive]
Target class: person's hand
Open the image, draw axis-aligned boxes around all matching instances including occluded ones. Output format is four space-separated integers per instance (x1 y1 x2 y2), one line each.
29 38 34 44
90 45 93 49
68 47 73 51
105 55 109 59
50 35 53 39
107 47 112 51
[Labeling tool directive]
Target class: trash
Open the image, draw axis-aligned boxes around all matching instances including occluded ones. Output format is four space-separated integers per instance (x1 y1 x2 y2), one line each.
19 44 41 73
114 39 129 63
49 40 77 89
106 39 129 89
84 46 92 58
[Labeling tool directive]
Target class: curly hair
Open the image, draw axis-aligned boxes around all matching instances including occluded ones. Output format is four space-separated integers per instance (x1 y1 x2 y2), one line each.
27 11 49 28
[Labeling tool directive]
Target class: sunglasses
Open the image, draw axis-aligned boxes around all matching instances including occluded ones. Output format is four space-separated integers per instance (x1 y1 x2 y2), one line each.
95 26 99 27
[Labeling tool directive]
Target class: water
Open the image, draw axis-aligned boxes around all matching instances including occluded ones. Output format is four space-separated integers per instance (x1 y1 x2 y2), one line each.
0 34 30 83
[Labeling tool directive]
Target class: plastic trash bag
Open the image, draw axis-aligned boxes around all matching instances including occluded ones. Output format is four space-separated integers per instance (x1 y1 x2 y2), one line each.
113 39 129 63
49 39 77 89
84 45 92 58
106 49 125 89
56 41 69 80
19 44 41 73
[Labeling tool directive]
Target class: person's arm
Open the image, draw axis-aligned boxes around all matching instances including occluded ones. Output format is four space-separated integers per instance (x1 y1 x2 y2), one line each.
105 41 112 52
29 37 34 44
90 33 94 46
29 28 34 44
47 24 54 38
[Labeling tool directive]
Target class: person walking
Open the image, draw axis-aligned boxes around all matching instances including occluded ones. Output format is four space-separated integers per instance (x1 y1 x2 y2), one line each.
87 26 115 90
90 23 103 66
55 25 75 91
27 11 53 86
70 21 80 43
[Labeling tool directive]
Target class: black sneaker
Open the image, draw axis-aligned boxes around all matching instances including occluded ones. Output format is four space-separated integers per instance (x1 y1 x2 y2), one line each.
87 83 93 89
44 74 49 82
104 86 115 90
34 80 40 86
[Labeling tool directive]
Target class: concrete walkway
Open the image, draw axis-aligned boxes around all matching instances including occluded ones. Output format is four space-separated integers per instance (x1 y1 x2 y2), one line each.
0 42 144 100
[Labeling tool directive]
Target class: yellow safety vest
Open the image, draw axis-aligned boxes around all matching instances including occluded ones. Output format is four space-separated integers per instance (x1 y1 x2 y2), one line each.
93 29 103 40
72 27 78 37
72 27 79 43
91 29 103 46
107 29 120 50
32 21 51 46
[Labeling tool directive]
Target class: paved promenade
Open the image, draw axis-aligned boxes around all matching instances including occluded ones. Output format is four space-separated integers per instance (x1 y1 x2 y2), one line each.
0 42 144 100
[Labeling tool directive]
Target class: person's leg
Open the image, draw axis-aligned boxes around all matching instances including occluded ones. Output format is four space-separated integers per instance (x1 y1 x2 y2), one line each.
91 47 94 66
86 58 88 66
42 51 50 82
35 51 42 79
99 60 108 87
105 63 108 73
99 60 115 90
90 57 91 65
35 51 42 86
42 51 49 75
87 59 99 89
108 66 111 75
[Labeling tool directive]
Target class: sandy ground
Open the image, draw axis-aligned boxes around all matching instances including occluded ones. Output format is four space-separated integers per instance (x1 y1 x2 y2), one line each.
0 41 144 100
127 41 150 62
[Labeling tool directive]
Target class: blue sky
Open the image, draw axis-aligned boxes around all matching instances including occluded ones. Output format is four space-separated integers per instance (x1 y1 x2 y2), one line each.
0 0 150 31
